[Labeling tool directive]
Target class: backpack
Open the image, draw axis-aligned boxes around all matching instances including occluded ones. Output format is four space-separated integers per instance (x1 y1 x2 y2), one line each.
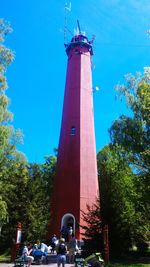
57 244 67 255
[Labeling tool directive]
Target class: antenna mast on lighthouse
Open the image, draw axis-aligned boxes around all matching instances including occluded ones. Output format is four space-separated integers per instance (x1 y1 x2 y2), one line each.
77 19 81 34
64 2 71 45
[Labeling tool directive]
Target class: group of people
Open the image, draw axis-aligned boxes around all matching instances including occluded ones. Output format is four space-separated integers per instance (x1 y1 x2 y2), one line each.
21 226 79 267
21 240 49 267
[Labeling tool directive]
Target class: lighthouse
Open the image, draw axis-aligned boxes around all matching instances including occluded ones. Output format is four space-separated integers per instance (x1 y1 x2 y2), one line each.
50 22 99 240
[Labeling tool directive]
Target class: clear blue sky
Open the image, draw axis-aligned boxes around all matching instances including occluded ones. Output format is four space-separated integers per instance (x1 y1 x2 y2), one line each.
1 0 150 163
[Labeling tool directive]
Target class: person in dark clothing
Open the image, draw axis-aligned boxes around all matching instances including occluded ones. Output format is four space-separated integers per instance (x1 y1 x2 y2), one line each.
51 234 58 254
67 226 73 242
56 238 67 267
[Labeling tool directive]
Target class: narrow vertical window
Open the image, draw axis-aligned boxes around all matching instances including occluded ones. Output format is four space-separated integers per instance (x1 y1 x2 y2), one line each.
70 126 76 136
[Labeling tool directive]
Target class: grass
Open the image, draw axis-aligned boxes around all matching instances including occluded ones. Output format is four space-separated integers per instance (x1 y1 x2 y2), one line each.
107 264 150 267
0 251 11 262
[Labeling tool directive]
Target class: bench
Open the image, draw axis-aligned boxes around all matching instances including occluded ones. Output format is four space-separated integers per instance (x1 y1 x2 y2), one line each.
14 257 28 267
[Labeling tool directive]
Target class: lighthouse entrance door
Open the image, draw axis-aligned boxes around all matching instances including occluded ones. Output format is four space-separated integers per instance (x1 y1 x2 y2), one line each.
61 213 75 237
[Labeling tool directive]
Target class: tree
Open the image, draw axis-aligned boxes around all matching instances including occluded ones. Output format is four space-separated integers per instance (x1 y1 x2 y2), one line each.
0 19 28 251
81 198 103 256
0 18 57 251
109 69 150 252
0 18 16 231
24 155 56 243
97 145 137 255
1 159 30 251
0 154 56 251
0 196 8 235
110 69 150 173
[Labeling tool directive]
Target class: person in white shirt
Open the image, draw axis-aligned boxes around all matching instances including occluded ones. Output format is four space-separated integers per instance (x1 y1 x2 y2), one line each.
22 245 34 267
40 242 48 254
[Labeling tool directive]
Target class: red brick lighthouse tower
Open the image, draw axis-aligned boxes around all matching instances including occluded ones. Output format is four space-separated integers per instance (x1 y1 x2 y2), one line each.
50 22 99 240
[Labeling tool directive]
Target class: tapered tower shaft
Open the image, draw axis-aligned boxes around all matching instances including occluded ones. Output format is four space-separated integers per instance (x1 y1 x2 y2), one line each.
50 31 99 240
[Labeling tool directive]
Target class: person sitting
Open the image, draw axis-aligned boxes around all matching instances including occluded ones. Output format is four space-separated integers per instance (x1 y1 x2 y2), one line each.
40 242 48 255
32 240 48 264
32 244 43 264
22 244 34 267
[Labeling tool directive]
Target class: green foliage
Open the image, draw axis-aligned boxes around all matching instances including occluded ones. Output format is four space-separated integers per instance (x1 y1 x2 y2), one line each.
0 19 29 251
106 264 150 267
0 155 56 251
0 19 56 251
0 160 30 250
23 155 56 243
0 196 8 229
0 18 20 231
81 198 103 255
0 17 56 254
107 69 150 253
97 145 140 255
0 19 12 43
111 69 150 173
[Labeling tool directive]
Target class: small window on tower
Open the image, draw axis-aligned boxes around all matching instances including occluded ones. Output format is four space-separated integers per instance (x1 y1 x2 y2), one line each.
74 49 79 54
70 126 76 136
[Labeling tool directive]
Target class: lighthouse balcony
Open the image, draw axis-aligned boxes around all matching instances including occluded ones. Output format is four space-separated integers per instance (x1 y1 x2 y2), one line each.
65 34 93 55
